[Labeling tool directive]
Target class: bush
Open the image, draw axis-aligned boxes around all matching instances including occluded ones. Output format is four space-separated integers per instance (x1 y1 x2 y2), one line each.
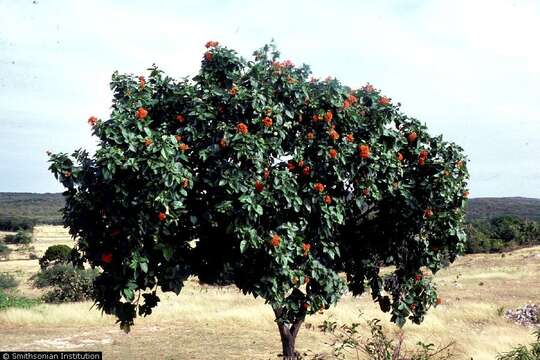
0 273 18 289
0 242 10 259
39 244 72 269
32 263 98 303
0 289 40 311
4 230 33 245
496 330 540 359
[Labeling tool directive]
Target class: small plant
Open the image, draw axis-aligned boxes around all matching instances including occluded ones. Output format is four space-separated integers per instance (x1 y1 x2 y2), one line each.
32 263 98 303
0 242 10 259
0 273 18 289
496 330 540 359
0 289 40 311
497 306 505 317
318 316 455 360
39 244 72 269
4 230 32 245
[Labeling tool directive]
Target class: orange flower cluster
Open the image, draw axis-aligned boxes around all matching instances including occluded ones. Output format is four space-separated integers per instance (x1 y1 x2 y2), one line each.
418 149 429 166
229 85 238 96
328 129 340 141
378 96 390 106
424 208 434 218
307 132 315 140
158 212 167 221
397 152 404 161
88 116 97 126
313 183 325 192
175 135 183 142
323 195 332 204
176 114 185 123
136 107 148 120
205 41 219 48
204 52 213 61
287 161 295 171
236 122 248 134
302 166 311 176
328 148 337 158
263 168 270 179
138 75 145 88
346 133 354 142
463 191 469 198
362 83 375 93
63 170 72 177
302 243 311 255
219 138 228 150
178 143 189 152
312 114 320 122
262 116 273 127
271 234 281 247
359 144 370 159
342 99 351 109
181 178 189 188
324 111 333 122
255 181 264 192
101 252 113 264
144 138 153 147
272 60 294 69
347 94 358 104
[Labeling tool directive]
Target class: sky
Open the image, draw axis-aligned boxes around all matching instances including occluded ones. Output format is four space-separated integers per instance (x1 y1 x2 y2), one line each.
0 0 539 197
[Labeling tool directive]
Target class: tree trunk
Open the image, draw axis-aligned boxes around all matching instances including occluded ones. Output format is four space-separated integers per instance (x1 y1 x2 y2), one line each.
274 308 304 360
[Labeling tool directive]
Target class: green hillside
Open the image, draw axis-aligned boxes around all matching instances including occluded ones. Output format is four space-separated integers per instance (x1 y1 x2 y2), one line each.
466 197 540 220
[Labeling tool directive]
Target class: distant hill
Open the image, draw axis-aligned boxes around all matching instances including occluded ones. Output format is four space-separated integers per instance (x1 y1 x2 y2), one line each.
466 197 540 220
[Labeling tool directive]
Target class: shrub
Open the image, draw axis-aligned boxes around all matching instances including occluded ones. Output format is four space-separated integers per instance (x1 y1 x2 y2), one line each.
0 273 18 289
496 330 540 360
39 244 73 269
0 289 40 311
0 242 10 259
32 263 98 303
4 230 32 245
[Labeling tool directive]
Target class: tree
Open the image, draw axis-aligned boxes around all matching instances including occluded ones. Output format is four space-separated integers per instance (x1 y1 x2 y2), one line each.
48 42 469 359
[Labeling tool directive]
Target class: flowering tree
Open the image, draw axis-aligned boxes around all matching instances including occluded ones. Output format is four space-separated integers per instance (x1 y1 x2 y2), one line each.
48 42 468 359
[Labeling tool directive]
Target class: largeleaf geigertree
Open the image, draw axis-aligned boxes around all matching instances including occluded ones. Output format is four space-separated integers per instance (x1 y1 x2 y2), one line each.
49 42 468 359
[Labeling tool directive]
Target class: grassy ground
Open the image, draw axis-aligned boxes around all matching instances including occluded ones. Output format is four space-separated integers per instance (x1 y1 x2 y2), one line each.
0 225 539 359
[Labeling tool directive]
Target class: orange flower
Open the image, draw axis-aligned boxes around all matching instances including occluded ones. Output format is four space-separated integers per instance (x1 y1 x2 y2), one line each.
419 149 429 159
287 161 296 171
424 208 434 218
263 168 270 179
397 152 404 161
178 143 190 152
324 111 333 122
204 51 213 61
456 160 464 169
63 170 72 177
302 303 309 310
87 116 98 126
302 243 311 255
255 181 264 192
101 252 113 264
313 183 325 192
378 96 390 106
328 129 340 141
158 212 167 221
436 297 443 305
328 148 338 158
407 132 417 143
236 122 248 135
219 138 228 150
307 132 315 140
342 99 351 109
463 191 469 198
444 170 450 176
359 144 370 159
418 158 426 166
298 160 305 167
323 195 332 204
181 178 189 188
346 133 354 142
347 94 358 104
415 274 422 282
271 234 281 247
312 114 320 122
138 75 145 88
262 116 273 127
302 166 311 176
176 115 185 123
229 85 238 96
136 107 148 119
175 135 183 142
410 304 417 311
144 138 153 147
205 40 219 48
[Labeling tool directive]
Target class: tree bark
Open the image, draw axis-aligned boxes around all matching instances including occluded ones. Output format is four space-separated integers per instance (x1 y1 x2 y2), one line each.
274 308 305 360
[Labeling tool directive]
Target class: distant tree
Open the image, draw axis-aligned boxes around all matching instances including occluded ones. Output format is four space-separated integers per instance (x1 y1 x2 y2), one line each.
491 216 521 242
4 230 32 245
39 244 73 269
48 43 469 359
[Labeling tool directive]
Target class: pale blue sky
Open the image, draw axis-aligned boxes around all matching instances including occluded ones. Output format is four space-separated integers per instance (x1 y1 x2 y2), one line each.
0 0 539 197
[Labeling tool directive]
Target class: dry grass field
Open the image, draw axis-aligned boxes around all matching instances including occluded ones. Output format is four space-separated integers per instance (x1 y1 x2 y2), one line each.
1 225 539 359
